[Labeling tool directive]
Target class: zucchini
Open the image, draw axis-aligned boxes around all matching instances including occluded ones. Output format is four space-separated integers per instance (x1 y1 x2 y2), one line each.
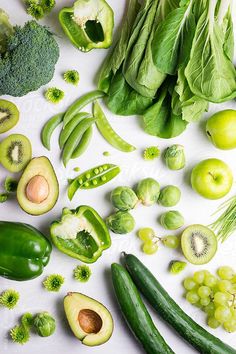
111 263 174 354
124 253 236 354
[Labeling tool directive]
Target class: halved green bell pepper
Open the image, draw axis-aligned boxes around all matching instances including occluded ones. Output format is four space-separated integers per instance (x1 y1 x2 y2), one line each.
59 0 114 52
0 221 52 281
50 206 111 263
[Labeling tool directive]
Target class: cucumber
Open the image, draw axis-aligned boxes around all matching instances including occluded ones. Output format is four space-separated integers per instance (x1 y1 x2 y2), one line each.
124 253 236 354
111 263 174 354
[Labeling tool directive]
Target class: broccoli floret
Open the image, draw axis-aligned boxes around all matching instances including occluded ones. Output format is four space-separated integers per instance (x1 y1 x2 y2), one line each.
0 19 59 97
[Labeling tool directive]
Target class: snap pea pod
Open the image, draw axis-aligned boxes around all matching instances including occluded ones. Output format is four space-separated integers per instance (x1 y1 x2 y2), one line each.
72 126 93 159
41 113 64 150
62 117 96 167
63 90 105 127
93 101 136 152
68 164 121 200
59 112 91 149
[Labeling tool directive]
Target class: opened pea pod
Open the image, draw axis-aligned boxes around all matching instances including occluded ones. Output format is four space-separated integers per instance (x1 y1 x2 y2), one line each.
68 164 121 200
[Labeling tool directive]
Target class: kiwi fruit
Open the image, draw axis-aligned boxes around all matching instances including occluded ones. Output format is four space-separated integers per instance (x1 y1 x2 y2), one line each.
0 134 32 173
181 224 217 265
0 99 19 133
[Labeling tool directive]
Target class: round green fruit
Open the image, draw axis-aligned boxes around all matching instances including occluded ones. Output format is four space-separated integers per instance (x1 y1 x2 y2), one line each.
206 110 236 150
191 158 233 200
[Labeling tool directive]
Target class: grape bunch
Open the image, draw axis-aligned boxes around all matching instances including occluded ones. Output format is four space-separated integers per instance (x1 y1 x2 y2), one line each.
183 266 236 333
138 228 180 255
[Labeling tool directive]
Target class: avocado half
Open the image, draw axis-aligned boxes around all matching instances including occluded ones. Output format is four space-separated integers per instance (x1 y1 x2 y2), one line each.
64 292 113 346
17 156 59 216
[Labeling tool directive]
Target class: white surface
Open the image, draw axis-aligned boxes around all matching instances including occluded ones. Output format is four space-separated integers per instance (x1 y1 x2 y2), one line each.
1 1 236 353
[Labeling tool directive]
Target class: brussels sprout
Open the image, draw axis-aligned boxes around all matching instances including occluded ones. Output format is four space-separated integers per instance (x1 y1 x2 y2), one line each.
33 312 56 337
136 178 160 206
106 211 135 234
160 211 184 230
158 185 181 207
111 186 138 211
164 145 185 170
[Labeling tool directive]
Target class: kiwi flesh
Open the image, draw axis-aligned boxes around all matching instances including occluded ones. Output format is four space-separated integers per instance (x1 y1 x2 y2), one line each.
0 99 19 133
0 134 32 173
181 224 217 265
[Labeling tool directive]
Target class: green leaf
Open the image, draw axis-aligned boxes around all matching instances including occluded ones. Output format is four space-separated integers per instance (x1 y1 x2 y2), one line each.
152 2 194 75
106 69 152 116
123 0 166 98
143 81 187 138
98 0 140 93
185 2 236 103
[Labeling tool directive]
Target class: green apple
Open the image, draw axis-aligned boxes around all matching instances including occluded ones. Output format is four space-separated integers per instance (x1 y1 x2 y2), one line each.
206 110 236 150
191 158 233 200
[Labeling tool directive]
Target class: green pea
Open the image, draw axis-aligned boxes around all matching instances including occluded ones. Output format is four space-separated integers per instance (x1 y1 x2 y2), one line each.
92 180 98 186
86 173 91 179
99 167 103 173
78 178 83 184
103 165 108 170
101 176 107 182
84 182 89 187
94 168 99 174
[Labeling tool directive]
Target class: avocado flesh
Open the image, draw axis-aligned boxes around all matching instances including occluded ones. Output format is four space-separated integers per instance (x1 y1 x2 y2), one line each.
64 292 113 346
17 156 59 216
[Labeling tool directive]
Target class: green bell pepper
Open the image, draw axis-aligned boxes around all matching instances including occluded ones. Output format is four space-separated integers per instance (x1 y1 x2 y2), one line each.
0 221 52 281
59 0 114 52
50 206 111 263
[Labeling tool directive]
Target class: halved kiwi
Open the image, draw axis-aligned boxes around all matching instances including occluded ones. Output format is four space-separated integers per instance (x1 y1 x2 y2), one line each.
0 134 32 173
0 99 19 133
181 224 217 265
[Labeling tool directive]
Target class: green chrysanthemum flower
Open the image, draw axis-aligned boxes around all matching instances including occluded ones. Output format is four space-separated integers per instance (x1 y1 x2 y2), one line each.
4 177 18 193
143 146 160 161
73 265 91 282
169 260 187 275
45 87 65 104
21 313 34 329
43 274 65 292
27 3 44 20
41 0 56 12
0 289 20 309
10 325 30 345
63 70 80 86
0 193 9 203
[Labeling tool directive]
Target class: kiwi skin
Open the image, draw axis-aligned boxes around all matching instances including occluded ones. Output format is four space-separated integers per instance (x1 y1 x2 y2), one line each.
0 134 32 173
181 224 217 265
0 99 19 134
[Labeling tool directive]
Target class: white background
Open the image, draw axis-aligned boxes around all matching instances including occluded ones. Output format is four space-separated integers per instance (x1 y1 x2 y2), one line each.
1 0 236 353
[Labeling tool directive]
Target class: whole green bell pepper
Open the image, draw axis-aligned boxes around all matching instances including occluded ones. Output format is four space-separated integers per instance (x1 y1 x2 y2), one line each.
0 221 52 281
59 0 114 52
50 206 111 263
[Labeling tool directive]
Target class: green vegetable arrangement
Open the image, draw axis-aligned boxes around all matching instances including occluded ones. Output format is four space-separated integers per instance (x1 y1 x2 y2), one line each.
98 0 236 138
0 11 59 97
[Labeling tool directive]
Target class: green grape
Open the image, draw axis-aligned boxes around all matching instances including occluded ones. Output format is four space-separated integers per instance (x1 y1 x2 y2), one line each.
142 241 158 255
223 318 236 333
200 297 211 306
204 275 217 288
193 271 205 284
213 292 229 305
230 307 236 319
183 277 197 291
186 290 200 304
198 286 211 298
204 302 215 316
214 306 231 323
162 235 180 249
138 228 155 242
218 280 232 293
217 266 235 281
208 317 220 329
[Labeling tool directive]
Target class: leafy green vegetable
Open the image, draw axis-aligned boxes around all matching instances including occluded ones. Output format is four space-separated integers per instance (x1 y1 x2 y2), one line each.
0 289 20 309
143 80 187 138
185 0 236 103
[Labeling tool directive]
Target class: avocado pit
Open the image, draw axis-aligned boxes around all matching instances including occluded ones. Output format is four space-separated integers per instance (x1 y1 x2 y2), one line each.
26 175 49 204
78 309 102 334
